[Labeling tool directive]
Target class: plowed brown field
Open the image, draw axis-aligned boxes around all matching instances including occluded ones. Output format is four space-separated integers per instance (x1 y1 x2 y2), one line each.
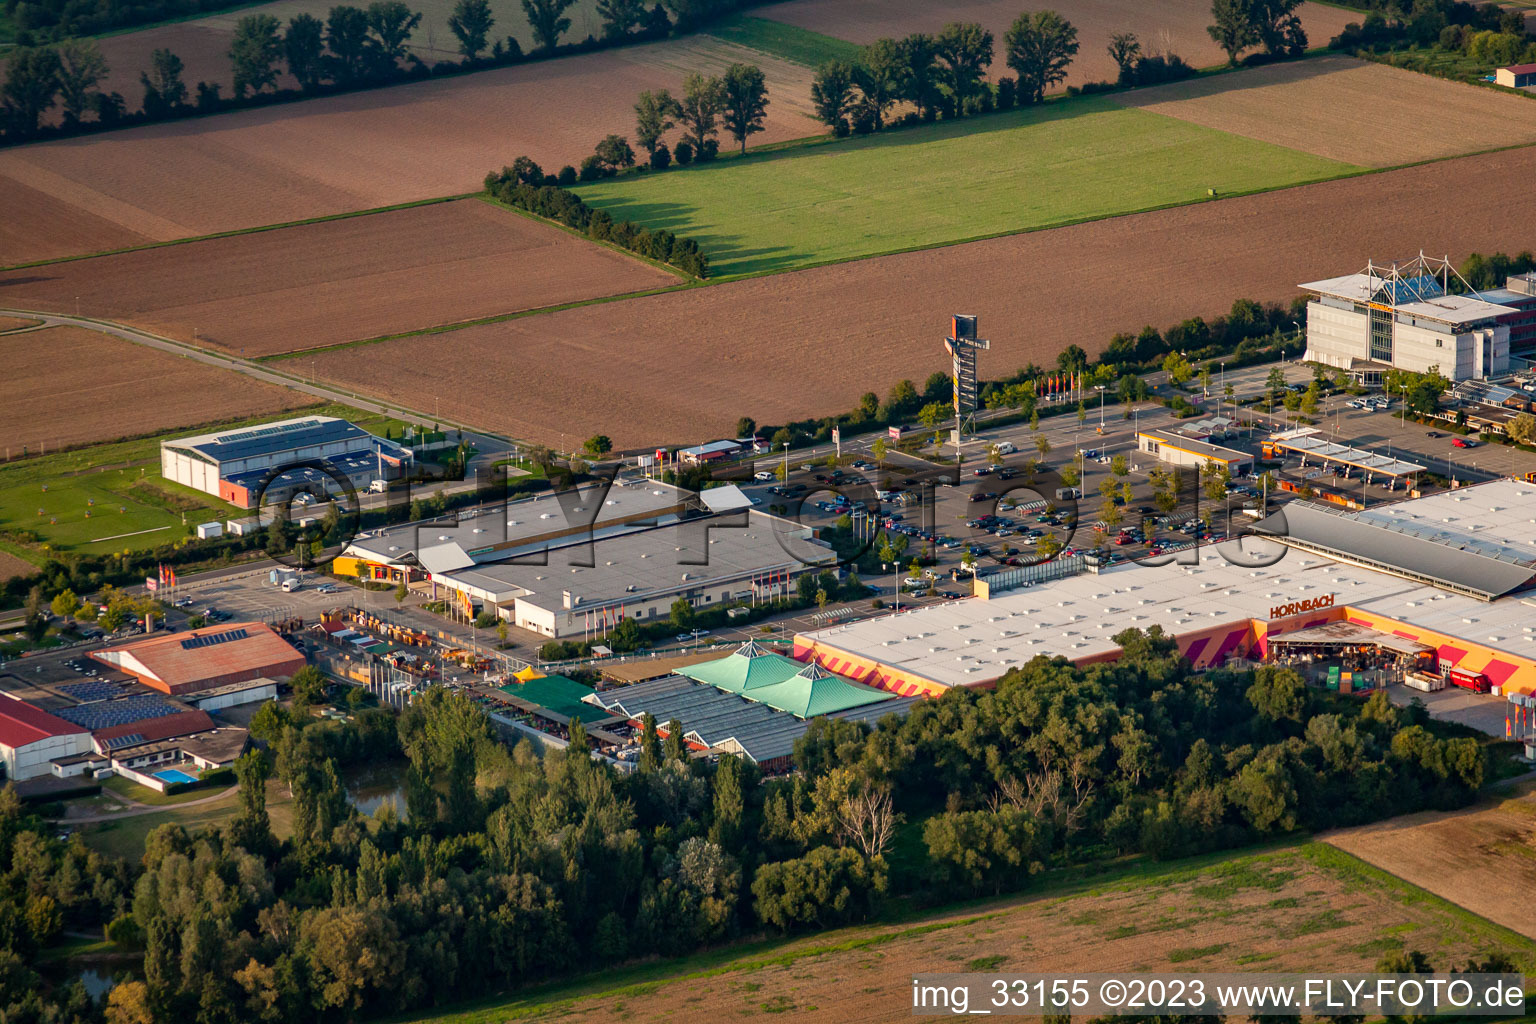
1326 781 1536 942
0 551 38 582
0 327 309 452
0 37 819 266
763 0 1356 88
0 200 680 356
411 845 1534 1024
304 145 1536 450
1117 55 1536 167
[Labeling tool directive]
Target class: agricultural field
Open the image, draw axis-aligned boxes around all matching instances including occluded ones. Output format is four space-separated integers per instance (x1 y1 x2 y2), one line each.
760 0 1357 87
1117 55 1536 168
0 36 819 266
411 844 1535 1024
0 326 311 454
0 199 682 357
0 315 41 332
1326 781 1536 943
304 144 1536 449
571 93 1362 276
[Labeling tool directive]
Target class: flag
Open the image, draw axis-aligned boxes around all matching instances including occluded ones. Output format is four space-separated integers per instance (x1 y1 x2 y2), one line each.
157 564 166 586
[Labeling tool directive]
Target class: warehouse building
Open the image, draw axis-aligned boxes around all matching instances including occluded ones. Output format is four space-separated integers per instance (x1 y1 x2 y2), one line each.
1301 254 1514 382
435 506 828 638
0 695 91 781
91 622 307 695
336 476 690 585
794 480 1536 698
161 416 411 509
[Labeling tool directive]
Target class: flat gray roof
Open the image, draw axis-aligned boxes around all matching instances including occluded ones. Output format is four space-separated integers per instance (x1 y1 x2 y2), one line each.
443 510 830 611
345 477 688 568
1252 489 1536 600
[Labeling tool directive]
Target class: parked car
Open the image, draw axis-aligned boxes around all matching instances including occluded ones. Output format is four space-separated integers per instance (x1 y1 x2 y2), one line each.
1452 437 1474 448
1425 431 1443 439
754 470 774 481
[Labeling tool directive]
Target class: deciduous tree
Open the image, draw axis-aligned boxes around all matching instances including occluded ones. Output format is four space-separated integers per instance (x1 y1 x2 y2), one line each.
521 0 576 53
4 45 62 134
56 38 108 125
1004 10 1079 104
229 14 284 97
935 21 993 109
284 14 326 90
448 0 495 59
721 61 768 153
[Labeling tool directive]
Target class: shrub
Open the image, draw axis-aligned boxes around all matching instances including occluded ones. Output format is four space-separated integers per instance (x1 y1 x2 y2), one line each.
556 165 578 186
649 143 671 170
673 139 694 165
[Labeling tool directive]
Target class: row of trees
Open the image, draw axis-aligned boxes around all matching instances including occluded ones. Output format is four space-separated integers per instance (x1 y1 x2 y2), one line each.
0 0 763 142
484 169 711 277
59 626 1492 1024
537 60 772 187
807 13 1080 136
1331 0 1534 60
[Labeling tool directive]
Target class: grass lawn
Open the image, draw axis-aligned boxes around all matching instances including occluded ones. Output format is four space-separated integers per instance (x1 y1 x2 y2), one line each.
703 13 862 68
571 94 1365 277
0 402 412 560
74 778 293 861
100 773 235 807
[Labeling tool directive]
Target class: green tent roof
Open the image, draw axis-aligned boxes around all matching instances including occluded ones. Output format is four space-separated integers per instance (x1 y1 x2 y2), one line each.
677 641 803 693
679 643 895 718
498 673 596 721
745 662 894 718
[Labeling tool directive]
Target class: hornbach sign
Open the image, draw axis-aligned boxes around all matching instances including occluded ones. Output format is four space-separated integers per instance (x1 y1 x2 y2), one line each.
1269 594 1335 619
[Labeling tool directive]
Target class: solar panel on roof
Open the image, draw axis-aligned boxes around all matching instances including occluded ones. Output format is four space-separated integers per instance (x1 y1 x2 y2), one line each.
59 680 128 702
180 628 250 650
54 695 185 731
104 734 145 749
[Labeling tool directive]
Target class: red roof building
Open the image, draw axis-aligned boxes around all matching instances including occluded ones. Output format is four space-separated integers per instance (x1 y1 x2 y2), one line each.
92 709 218 752
0 695 92 782
91 622 307 696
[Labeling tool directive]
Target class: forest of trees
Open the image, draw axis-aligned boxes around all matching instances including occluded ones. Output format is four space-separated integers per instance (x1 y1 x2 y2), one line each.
4 627 1493 1022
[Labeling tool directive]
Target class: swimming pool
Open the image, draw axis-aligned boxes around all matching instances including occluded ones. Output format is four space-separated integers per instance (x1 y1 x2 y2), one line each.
153 768 198 785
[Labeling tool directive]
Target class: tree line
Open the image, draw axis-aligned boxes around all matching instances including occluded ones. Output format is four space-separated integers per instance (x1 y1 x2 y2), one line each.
802 12 1206 140
484 166 712 277
1329 0 1536 66
5 626 1498 1023
0 0 765 143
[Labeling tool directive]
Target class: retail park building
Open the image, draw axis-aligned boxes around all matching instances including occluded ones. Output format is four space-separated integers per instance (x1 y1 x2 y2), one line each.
793 480 1536 699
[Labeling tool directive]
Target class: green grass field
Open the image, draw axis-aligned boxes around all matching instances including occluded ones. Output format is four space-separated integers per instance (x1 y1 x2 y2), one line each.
571 95 1365 277
0 403 410 562
703 14 863 68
